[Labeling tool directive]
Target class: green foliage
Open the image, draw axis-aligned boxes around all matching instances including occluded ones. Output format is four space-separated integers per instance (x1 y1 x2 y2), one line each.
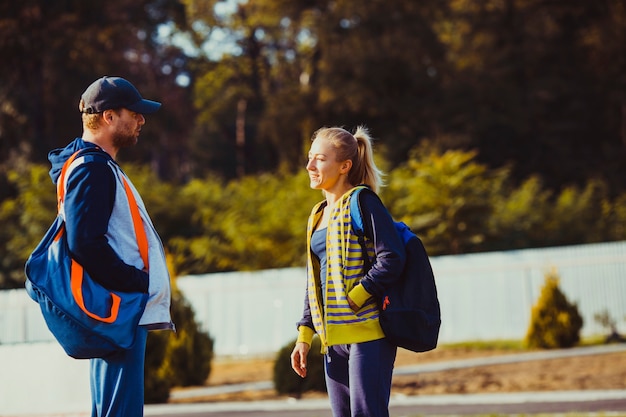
3 150 626 289
166 170 321 275
0 161 56 288
215 171 321 270
164 176 232 274
162 286 214 387
0 1 192 181
384 144 508 255
2 1 626 285
273 337 326 396
601 192 626 242
144 328 173 404
525 271 584 349
2 0 626 191
118 163 200 242
542 180 611 246
436 0 626 192
488 177 616 250
488 176 553 249
176 0 626 194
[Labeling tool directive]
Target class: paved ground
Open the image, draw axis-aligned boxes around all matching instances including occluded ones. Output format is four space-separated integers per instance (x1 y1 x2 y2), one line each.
5 345 625 417
143 344 626 417
145 390 626 417
169 344 626 401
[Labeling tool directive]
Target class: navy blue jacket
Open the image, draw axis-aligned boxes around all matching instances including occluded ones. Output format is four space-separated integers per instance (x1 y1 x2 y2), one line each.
48 138 148 293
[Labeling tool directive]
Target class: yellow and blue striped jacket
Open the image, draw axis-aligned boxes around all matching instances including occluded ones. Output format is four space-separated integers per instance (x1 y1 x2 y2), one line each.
298 187 385 351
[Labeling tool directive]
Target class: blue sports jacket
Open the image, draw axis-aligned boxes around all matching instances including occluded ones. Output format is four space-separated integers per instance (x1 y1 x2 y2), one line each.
48 138 173 330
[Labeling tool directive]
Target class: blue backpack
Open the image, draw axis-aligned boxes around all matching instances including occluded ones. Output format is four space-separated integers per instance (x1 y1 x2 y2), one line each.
351 187 441 352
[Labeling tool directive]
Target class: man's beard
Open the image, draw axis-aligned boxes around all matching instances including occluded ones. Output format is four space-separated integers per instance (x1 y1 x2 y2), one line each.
112 130 138 149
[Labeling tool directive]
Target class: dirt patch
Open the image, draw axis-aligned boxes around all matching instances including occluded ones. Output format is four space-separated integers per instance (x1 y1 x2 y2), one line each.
171 345 626 403
394 350 626 395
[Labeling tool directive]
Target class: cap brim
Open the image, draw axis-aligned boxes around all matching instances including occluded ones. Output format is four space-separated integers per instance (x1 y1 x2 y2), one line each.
126 99 161 114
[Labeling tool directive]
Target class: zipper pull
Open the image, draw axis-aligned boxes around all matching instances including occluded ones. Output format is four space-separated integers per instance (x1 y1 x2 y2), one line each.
382 296 391 311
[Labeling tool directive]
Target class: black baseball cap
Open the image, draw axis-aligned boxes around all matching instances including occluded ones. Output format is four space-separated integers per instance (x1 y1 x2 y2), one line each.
80 76 161 114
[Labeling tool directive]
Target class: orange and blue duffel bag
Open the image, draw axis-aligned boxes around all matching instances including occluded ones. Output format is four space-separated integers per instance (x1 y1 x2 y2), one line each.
25 148 149 359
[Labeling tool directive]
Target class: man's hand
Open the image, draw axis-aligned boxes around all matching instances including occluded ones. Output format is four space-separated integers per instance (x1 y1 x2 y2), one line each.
290 342 310 378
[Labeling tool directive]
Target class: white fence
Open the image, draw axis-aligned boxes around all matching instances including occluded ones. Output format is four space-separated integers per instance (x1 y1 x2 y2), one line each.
3 240 625 357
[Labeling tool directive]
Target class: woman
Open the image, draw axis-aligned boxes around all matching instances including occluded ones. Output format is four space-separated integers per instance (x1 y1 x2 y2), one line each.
291 126 406 417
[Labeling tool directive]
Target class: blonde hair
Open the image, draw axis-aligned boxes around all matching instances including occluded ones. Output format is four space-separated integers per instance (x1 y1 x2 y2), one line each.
311 125 384 193
79 99 120 131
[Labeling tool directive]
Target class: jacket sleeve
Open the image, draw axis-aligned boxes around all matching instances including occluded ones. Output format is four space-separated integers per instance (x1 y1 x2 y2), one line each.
296 285 316 345
348 191 406 304
63 159 149 293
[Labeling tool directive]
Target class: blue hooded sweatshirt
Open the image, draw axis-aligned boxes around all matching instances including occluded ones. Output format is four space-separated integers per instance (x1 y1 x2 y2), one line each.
48 138 173 329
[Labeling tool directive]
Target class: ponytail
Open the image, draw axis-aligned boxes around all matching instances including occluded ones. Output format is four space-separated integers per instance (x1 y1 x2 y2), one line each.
350 126 384 193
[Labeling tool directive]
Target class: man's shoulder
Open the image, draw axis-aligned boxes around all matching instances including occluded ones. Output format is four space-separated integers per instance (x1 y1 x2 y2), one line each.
75 146 113 164
70 147 116 175
66 148 116 184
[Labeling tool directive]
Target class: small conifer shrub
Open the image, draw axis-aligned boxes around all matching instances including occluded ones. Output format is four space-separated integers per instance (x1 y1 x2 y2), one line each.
273 337 326 396
525 270 583 349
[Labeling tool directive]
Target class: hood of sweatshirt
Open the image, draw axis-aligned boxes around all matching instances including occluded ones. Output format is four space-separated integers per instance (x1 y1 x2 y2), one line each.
48 138 99 184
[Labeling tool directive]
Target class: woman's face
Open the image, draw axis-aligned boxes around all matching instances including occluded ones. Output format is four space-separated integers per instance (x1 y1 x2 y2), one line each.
306 137 348 192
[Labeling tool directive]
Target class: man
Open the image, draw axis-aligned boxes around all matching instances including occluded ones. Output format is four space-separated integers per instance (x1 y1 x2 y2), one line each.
47 76 174 416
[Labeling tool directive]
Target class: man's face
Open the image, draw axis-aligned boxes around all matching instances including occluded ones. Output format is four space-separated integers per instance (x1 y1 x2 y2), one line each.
111 109 146 149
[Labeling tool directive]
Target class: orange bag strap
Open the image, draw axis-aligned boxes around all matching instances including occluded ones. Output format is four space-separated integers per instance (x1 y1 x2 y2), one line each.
57 151 80 212
121 176 149 269
59 149 149 323
71 261 121 323
58 149 148 268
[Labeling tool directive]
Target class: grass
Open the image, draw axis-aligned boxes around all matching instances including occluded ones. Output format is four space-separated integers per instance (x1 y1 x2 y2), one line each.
440 339 526 351
438 335 612 351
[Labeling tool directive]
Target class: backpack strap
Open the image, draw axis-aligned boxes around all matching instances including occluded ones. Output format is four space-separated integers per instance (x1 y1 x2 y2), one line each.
350 186 371 270
350 187 365 235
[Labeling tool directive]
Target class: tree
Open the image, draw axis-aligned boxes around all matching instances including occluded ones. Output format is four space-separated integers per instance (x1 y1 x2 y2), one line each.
384 143 508 255
0 0 194 182
487 176 553 250
2 1 626 191
440 0 626 191
487 177 613 250
309 0 450 166
181 0 318 177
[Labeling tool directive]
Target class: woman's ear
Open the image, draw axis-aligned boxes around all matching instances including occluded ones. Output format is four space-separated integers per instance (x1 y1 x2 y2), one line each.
340 159 352 174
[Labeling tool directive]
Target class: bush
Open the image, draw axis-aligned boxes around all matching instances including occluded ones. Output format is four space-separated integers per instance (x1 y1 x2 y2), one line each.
145 330 173 403
525 270 583 349
273 337 326 396
593 309 625 343
145 265 214 403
